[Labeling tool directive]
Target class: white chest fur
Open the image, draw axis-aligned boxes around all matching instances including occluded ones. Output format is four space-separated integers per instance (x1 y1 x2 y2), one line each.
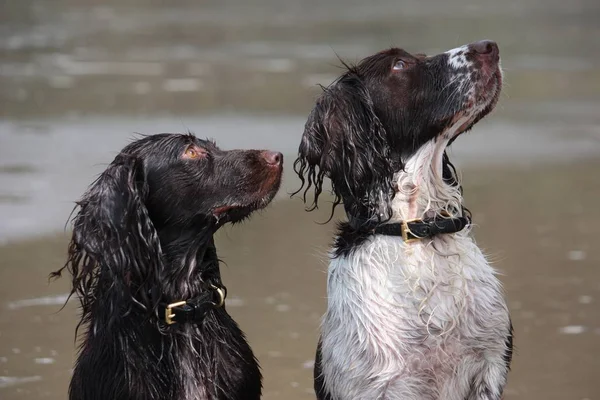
318 140 511 400
320 233 510 400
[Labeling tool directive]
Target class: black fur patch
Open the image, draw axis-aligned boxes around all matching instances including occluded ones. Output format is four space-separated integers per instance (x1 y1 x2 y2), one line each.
52 133 282 400
314 339 334 400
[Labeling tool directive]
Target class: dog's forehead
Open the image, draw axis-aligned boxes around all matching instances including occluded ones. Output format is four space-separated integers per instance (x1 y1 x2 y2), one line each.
385 48 411 57
160 134 219 152
356 48 419 72
122 134 222 160
194 137 219 151
375 48 415 60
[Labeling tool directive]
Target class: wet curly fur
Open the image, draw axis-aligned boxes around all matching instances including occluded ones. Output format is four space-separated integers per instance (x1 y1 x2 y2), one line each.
295 41 512 400
52 133 283 400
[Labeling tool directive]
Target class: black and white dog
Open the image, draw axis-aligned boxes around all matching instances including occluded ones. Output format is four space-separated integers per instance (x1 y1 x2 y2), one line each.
53 133 283 400
295 41 512 399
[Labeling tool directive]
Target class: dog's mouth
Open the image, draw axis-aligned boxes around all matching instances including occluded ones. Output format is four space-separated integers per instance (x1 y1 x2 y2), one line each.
443 56 502 141
443 41 502 141
212 167 283 222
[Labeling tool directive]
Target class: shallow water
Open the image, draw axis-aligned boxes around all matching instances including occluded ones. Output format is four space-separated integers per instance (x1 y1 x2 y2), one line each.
1 0 599 118
2 115 600 243
1 0 600 399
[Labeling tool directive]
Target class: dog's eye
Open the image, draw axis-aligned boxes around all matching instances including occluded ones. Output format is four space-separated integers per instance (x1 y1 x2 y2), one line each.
183 146 205 159
186 148 198 158
393 60 406 71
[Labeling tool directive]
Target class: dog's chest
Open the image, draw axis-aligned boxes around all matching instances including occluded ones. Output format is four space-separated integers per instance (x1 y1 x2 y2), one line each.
320 235 509 399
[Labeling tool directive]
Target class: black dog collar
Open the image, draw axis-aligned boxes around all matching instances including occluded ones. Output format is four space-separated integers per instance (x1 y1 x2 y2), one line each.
160 284 227 325
374 216 470 243
349 213 470 243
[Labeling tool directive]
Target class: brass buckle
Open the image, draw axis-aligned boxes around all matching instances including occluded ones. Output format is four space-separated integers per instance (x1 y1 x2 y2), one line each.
210 284 226 308
401 218 423 244
165 300 186 325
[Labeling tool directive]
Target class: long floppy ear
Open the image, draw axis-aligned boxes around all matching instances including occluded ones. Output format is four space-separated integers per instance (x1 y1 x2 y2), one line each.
293 73 396 223
51 153 162 330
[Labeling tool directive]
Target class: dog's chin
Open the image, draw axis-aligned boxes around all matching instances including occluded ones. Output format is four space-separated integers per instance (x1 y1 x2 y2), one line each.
212 179 281 224
443 69 502 142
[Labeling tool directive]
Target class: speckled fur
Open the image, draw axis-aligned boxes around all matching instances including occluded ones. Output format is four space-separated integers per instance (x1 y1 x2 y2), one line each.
314 44 512 400
320 140 511 400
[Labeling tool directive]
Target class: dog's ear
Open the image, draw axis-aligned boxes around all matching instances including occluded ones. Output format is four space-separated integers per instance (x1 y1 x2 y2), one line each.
294 73 396 223
51 154 162 328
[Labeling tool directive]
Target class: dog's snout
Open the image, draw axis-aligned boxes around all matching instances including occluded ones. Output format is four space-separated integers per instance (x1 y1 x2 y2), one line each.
262 151 283 166
470 40 499 57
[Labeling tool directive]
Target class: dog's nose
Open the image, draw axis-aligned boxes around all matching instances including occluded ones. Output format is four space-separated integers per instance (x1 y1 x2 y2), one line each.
470 40 499 57
262 151 283 166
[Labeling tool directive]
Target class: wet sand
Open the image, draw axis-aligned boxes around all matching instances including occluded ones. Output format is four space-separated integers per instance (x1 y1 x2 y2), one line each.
1 161 599 399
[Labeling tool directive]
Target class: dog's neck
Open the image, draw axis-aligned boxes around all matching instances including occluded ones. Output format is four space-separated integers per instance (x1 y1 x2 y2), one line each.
391 138 464 222
156 221 222 301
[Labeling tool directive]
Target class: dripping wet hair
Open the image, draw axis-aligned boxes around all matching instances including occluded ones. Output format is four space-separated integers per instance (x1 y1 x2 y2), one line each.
293 50 472 227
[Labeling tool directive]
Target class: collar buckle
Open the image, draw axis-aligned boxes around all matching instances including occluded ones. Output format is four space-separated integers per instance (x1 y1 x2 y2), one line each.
401 218 424 243
162 283 227 325
165 301 187 325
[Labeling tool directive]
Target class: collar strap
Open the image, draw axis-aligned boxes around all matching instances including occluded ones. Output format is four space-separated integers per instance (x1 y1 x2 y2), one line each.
160 284 227 325
375 216 469 242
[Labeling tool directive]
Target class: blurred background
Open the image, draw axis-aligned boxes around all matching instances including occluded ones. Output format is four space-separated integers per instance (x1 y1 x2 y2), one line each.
1 0 599 398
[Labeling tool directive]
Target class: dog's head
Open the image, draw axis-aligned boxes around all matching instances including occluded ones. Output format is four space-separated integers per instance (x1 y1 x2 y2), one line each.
123 134 284 229
54 133 283 324
295 40 501 223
